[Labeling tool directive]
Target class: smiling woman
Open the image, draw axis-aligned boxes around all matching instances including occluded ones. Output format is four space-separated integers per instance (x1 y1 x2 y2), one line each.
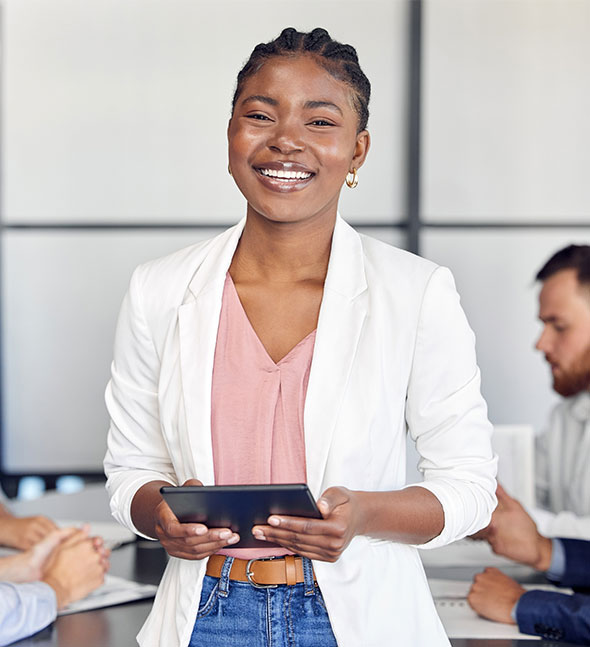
228 54 369 229
104 27 497 647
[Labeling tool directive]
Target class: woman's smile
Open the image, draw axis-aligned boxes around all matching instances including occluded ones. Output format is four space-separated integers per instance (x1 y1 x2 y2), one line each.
254 161 316 193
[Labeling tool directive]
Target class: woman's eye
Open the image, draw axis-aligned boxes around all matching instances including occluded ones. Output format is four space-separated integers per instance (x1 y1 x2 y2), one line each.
309 119 334 127
246 113 271 121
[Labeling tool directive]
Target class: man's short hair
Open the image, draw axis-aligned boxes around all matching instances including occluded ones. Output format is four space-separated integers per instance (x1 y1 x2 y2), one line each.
536 244 590 287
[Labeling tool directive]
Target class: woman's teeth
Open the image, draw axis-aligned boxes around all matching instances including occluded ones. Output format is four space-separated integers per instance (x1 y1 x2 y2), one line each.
259 168 312 180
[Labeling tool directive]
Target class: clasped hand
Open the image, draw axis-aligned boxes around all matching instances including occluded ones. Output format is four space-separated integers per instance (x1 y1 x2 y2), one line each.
154 480 362 562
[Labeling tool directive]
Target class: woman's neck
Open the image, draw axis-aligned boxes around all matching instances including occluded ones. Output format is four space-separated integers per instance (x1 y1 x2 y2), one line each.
230 210 335 284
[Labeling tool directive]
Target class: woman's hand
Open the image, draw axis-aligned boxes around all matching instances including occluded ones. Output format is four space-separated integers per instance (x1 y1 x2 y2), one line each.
251 486 364 562
154 479 240 560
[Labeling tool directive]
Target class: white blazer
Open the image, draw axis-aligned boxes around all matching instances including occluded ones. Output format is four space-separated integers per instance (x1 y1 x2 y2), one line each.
104 216 497 647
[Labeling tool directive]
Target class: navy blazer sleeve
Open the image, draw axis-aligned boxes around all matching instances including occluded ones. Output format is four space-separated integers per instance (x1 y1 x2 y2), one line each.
517 590 590 644
551 538 590 593
516 538 590 643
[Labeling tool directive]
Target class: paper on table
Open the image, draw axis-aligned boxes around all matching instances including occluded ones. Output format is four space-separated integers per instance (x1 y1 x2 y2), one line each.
58 574 157 615
435 597 540 640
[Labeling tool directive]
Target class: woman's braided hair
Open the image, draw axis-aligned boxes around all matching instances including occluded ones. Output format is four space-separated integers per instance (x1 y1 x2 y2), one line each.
232 27 371 133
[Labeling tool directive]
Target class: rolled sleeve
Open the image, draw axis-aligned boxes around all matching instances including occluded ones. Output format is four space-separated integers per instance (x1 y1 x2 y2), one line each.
405 267 498 548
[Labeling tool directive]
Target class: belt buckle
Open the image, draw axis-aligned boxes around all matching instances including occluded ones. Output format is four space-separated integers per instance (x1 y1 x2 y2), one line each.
246 556 279 589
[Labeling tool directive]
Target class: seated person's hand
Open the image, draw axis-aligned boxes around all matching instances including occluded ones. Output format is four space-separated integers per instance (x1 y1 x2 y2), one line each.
469 525 492 541
41 528 109 609
0 527 72 582
473 484 552 570
0 512 58 550
468 567 525 624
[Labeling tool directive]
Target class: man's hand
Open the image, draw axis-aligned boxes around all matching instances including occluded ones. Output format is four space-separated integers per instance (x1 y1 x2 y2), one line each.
0 514 58 550
476 484 552 570
468 567 525 624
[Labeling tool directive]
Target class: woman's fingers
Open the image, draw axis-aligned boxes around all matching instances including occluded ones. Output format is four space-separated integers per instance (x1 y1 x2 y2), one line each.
253 514 346 546
252 521 347 561
251 488 358 562
156 520 240 559
161 528 239 547
162 533 240 560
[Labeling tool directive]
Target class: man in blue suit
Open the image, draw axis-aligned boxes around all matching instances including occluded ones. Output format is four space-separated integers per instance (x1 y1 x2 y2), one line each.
469 485 590 643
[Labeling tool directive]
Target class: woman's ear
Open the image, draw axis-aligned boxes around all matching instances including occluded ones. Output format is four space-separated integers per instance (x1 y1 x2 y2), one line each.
351 130 371 171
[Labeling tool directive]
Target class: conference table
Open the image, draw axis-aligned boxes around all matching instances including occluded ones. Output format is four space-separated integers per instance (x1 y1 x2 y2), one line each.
8 485 579 647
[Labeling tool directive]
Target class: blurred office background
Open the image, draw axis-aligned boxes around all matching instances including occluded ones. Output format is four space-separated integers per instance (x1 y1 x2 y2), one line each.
0 0 588 496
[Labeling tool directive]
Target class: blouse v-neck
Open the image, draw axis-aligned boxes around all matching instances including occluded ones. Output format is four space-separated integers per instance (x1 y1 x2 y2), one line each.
210 273 316 558
225 272 317 367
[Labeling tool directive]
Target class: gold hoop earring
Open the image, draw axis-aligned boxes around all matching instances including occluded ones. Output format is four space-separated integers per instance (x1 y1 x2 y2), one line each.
228 164 232 176
346 168 358 189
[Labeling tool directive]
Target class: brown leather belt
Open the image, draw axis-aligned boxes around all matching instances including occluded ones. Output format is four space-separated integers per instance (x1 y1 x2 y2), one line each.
206 554 316 587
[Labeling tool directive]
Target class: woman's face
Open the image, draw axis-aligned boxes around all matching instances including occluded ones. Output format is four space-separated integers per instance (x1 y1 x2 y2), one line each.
227 54 370 226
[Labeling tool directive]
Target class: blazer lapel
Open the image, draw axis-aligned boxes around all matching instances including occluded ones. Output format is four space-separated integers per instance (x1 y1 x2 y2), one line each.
178 220 245 484
304 216 368 497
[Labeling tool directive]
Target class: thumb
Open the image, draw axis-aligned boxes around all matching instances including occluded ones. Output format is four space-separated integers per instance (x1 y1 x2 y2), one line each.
182 478 203 487
317 487 350 519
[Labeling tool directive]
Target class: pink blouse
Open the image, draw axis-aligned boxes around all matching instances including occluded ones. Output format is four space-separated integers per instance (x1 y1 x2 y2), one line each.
211 273 316 558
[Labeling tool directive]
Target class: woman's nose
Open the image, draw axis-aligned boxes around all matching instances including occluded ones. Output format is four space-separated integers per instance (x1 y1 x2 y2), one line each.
267 122 304 155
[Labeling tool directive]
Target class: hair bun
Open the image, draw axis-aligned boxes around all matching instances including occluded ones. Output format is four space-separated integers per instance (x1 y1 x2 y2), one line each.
278 27 298 50
305 28 332 52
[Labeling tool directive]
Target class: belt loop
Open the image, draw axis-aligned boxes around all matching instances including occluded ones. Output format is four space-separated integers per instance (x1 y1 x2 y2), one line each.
218 556 234 598
284 555 297 586
302 557 315 596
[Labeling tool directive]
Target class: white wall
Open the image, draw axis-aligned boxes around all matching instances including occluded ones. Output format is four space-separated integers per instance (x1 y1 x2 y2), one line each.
0 0 409 473
2 0 589 475
422 0 590 222
3 0 408 224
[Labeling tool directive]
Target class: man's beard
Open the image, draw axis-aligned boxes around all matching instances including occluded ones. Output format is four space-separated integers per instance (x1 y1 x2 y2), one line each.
552 344 590 397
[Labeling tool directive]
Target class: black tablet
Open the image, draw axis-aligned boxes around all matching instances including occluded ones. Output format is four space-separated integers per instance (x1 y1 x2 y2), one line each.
160 483 322 548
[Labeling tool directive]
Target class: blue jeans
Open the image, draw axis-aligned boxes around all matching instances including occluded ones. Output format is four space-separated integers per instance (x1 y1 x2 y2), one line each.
189 556 338 647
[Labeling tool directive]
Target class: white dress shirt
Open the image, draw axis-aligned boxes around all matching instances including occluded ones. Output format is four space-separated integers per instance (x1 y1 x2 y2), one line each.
0 581 57 646
532 391 590 538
